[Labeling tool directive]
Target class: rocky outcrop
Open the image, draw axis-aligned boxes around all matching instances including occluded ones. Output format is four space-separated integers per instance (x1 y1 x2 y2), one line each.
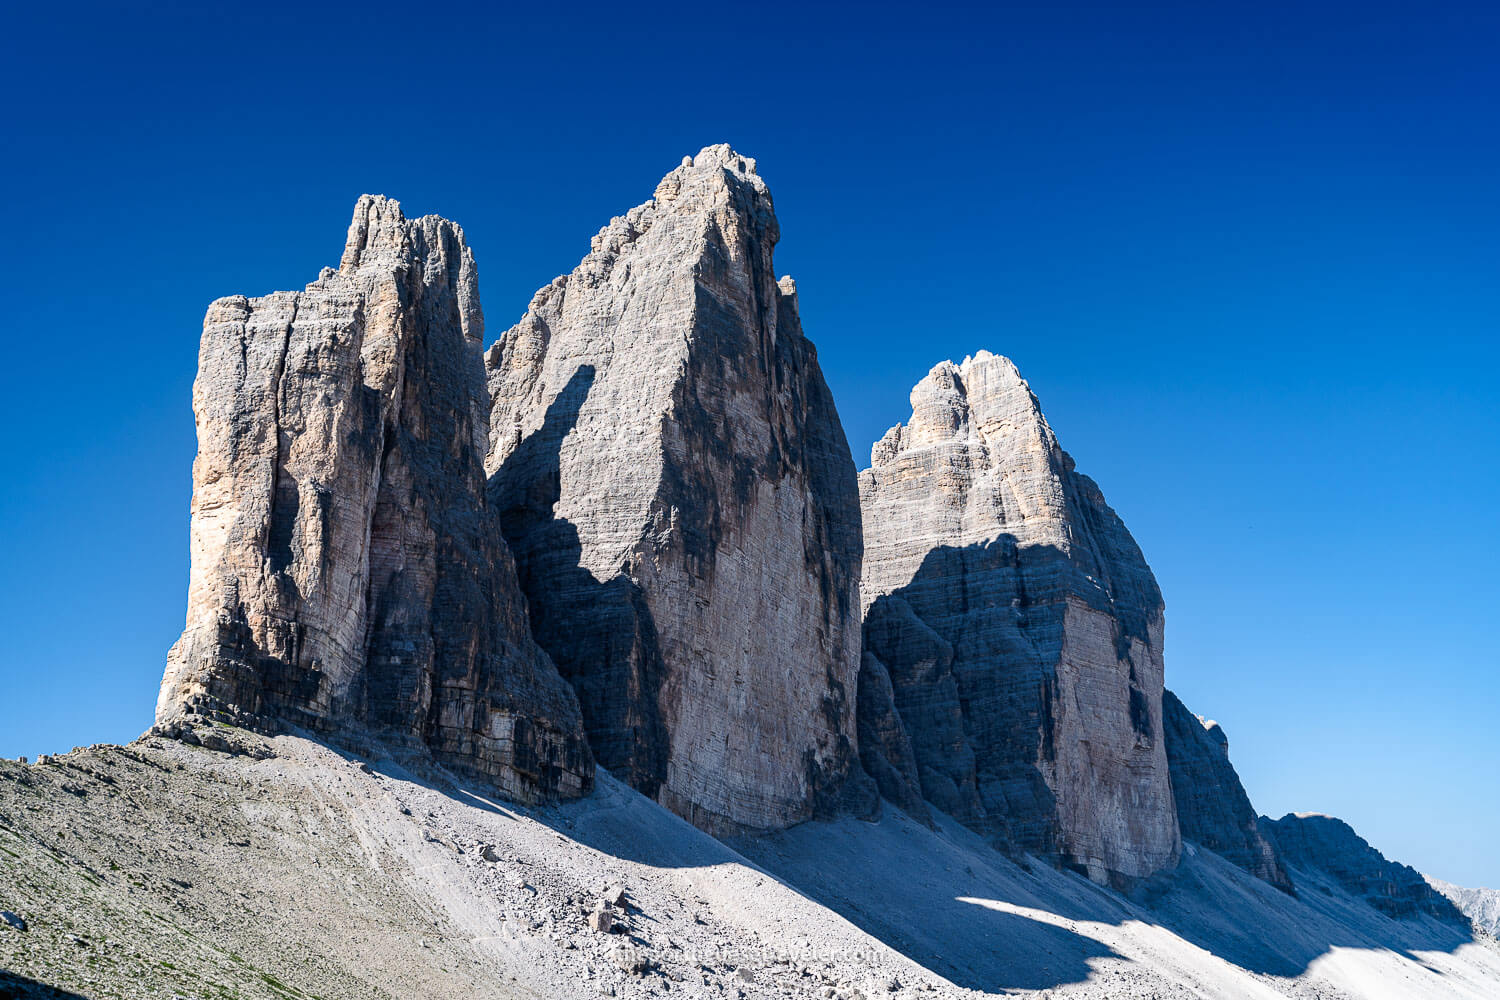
158 196 592 802
485 146 874 833
1162 690 1293 892
1262 813 1467 922
1426 876 1500 936
857 351 1180 884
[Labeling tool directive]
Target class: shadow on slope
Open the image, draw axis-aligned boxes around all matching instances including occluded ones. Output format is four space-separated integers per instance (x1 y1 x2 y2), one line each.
1151 844 1474 978
851 535 1478 989
348 728 1121 992
731 806 1148 992
293 720 1485 996
0 973 92 1000
732 808 1124 991
549 769 1120 992
730 802 1480 995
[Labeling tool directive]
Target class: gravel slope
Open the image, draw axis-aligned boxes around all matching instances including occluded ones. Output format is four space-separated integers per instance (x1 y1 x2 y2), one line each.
2 728 1497 999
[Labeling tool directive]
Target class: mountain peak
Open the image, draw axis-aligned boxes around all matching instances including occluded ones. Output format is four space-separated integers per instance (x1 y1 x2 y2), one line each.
338 193 408 272
859 351 1178 884
484 145 870 833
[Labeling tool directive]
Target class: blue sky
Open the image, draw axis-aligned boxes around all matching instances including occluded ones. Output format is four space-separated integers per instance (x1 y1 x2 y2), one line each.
2 2 1496 887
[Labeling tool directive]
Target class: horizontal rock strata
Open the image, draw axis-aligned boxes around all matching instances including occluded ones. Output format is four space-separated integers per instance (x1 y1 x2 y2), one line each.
857 351 1180 884
1262 813 1467 922
486 146 873 833
158 196 591 802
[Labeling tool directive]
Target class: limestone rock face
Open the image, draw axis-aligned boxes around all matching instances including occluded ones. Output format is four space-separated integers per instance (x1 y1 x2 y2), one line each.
1161 690 1293 892
1426 876 1500 937
857 351 1180 884
485 146 873 833
158 196 592 802
1262 813 1467 922
855 650 931 823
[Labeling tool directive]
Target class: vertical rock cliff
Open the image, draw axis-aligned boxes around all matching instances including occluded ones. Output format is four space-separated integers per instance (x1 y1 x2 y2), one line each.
485 145 873 834
858 351 1180 884
1161 690 1293 892
158 196 592 802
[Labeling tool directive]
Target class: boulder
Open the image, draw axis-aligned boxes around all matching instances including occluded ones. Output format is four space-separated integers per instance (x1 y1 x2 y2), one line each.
586 903 617 933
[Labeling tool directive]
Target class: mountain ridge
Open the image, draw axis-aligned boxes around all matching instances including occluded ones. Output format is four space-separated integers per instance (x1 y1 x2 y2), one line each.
1 146 1490 999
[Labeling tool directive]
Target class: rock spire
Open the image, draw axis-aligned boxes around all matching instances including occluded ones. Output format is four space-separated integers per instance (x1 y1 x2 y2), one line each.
485 146 874 833
857 350 1180 884
158 196 592 802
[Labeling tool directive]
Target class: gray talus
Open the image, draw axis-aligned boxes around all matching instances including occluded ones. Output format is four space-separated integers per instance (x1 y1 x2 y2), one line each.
1161 690 1293 892
857 350 1180 884
158 195 591 802
486 145 873 834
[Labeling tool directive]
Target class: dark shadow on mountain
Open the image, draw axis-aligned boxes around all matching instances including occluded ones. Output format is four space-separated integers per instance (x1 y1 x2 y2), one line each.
727 807 1127 992
297 427 1475 994
0 971 93 1000
541 770 1121 993
861 536 1154 869
487 365 670 799
1146 847 1474 978
846 536 1477 988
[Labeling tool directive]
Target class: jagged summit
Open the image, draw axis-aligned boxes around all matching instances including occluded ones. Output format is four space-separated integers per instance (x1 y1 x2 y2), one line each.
157 195 590 804
871 351 1043 457
484 147 872 834
505 145 776 314
654 143 767 198
338 194 415 270
857 348 1179 884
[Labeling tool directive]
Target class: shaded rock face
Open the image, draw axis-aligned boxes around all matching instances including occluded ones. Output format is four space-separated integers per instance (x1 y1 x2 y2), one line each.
855 650 931 824
1161 690 1293 893
486 146 873 833
1262 813 1468 923
857 351 1180 884
158 196 592 803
